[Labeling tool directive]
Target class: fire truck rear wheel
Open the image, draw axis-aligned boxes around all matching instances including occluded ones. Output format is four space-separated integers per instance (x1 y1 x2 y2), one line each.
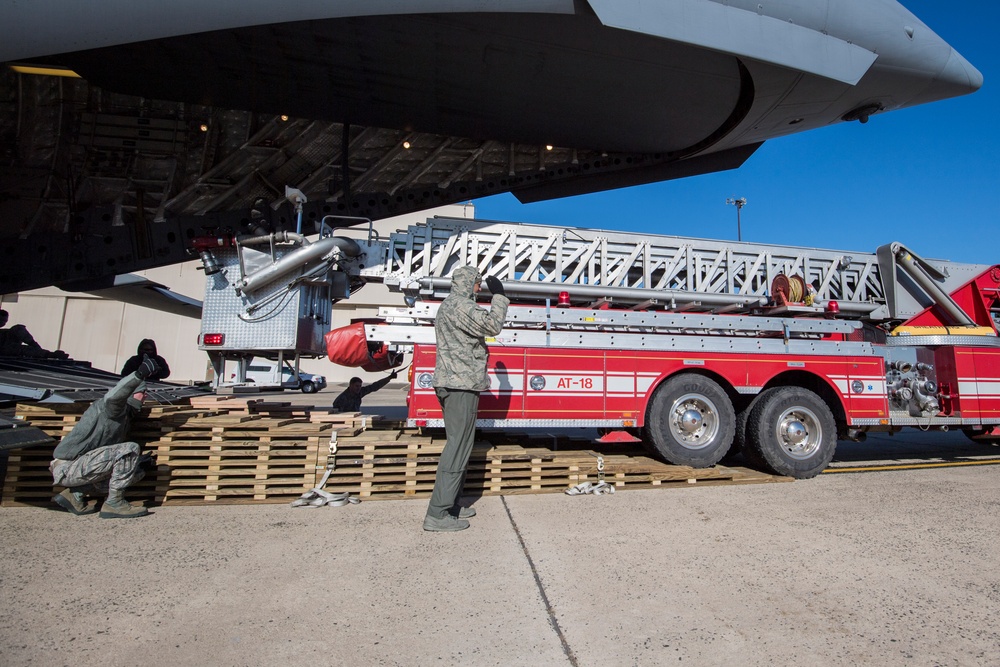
745 387 836 479
645 375 735 468
725 395 763 466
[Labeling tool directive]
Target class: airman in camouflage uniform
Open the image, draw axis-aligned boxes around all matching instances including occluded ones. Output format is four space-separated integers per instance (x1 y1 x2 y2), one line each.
424 265 509 531
49 356 160 519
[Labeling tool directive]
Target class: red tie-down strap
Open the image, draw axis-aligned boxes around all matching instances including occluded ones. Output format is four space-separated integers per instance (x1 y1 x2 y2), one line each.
325 321 402 372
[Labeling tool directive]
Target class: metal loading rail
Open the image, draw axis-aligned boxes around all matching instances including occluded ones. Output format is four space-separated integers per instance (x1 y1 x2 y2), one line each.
0 357 210 404
366 302 878 357
348 216 992 323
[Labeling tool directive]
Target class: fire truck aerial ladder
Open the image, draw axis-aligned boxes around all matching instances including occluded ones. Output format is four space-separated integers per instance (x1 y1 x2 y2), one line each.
195 214 1000 479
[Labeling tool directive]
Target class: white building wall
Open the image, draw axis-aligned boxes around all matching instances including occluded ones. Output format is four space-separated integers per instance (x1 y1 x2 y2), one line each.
1 203 474 385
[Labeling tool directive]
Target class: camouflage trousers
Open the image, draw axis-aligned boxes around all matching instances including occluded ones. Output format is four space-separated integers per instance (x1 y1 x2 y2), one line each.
50 442 144 496
426 388 480 519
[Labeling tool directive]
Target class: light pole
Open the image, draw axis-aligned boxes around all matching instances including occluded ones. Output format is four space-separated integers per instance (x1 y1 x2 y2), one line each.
726 197 747 241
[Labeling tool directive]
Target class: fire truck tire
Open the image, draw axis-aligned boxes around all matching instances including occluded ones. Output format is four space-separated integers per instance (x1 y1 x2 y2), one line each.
725 395 764 466
740 388 787 474
644 375 735 468
745 387 837 479
718 407 747 465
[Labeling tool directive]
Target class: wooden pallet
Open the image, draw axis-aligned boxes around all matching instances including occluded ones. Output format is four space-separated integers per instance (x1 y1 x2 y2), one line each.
2 402 789 507
322 432 440 499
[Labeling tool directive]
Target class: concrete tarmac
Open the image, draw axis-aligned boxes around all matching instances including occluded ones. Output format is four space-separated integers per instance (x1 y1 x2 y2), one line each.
3 384 999 666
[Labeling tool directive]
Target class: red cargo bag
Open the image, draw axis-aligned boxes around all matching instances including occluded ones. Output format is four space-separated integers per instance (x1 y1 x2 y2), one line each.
325 321 401 371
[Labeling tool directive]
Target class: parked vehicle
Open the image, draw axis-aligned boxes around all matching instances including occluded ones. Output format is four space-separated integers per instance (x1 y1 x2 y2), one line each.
239 363 327 393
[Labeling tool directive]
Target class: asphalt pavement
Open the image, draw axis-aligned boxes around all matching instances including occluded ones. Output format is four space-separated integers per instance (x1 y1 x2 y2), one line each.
2 383 999 666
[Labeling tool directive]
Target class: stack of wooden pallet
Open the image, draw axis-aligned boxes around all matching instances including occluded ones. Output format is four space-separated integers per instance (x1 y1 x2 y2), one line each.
150 414 330 504
2 399 788 508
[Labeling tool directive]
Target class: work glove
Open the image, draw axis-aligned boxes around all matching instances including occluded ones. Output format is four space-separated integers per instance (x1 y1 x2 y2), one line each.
136 354 160 380
390 370 398 380
484 275 505 297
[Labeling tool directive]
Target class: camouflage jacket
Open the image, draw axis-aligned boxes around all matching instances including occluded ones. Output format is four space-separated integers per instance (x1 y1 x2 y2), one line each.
53 372 145 460
433 265 510 391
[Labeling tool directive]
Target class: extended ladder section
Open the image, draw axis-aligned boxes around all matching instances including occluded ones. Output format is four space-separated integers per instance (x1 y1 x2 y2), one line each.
346 217 993 326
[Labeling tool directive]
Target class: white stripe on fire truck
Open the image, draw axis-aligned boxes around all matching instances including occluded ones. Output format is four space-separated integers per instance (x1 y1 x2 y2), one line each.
829 378 849 395
488 373 525 390
958 379 1000 397
605 377 632 393
827 376 886 396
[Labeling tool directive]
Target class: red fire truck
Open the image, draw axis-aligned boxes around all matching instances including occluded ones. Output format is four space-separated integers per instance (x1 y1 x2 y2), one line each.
197 215 1000 480
329 218 1000 479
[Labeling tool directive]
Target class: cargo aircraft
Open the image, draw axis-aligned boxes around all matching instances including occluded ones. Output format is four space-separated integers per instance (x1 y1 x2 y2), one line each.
0 0 982 297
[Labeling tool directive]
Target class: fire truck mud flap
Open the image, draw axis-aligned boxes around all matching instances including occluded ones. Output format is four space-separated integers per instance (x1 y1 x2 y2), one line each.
644 374 736 468
744 386 837 479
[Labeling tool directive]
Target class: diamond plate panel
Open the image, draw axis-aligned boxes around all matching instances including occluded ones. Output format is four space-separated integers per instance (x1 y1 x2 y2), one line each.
199 248 331 354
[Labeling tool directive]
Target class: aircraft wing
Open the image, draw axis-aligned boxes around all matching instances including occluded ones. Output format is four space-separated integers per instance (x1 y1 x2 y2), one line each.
61 274 203 319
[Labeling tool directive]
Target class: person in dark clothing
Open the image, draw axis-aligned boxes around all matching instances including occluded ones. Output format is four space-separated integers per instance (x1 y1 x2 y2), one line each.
120 339 170 381
423 266 509 532
0 309 66 358
50 356 160 519
331 371 398 412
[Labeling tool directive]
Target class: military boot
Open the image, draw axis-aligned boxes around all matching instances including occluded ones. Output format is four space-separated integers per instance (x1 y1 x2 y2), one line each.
52 488 98 516
423 514 470 532
450 505 476 519
99 490 149 519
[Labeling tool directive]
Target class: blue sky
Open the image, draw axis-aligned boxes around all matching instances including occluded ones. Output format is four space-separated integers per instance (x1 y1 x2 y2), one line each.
474 2 998 266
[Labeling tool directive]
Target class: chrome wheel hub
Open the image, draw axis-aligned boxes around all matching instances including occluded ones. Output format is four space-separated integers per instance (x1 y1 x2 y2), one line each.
775 407 822 459
669 393 719 450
